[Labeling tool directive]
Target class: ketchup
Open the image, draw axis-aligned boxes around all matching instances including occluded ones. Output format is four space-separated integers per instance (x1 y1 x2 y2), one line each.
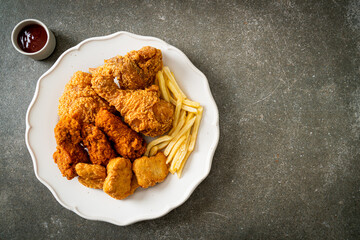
17 24 47 53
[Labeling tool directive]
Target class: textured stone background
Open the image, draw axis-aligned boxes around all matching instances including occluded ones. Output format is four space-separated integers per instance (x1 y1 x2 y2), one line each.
1 0 359 239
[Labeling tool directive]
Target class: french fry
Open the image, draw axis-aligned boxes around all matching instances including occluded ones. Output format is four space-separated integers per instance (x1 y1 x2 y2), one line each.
170 147 182 173
170 97 198 112
189 106 203 152
177 151 192 178
170 128 189 173
166 135 186 164
147 66 203 177
156 141 170 150
157 70 170 102
167 81 183 100
164 116 196 156
149 146 159 157
174 130 191 171
183 99 200 108
182 105 198 113
163 67 186 99
185 112 195 125
173 97 183 127
175 137 190 170
169 110 186 136
145 135 172 156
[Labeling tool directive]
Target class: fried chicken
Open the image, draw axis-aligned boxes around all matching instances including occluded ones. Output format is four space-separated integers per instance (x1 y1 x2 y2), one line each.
103 157 134 200
58 71 114 124
75 163 106 189
129 174 140 195
91 74 174 137
132 152 169 188
95 108 146 160
81 124 117 166
92 46 162 90
53 116 89 179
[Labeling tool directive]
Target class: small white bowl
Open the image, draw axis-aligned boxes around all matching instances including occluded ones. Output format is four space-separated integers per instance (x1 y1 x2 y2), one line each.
11 19 56 60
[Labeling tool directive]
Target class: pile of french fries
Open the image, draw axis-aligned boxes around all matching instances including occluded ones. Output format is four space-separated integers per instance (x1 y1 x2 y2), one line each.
145 66 203 178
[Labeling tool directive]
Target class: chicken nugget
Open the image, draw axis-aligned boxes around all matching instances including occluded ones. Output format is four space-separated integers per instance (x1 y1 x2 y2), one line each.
95 109 146 160
81 124 117 166
75 163 106 189
133 152 169 188
103 157 133 200
128 174 140 196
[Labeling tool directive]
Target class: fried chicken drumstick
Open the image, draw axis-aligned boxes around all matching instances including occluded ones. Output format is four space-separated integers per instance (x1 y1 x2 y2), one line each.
96 46 163 90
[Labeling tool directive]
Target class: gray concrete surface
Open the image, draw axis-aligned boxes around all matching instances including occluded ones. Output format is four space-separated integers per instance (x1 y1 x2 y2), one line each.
1 0 359 239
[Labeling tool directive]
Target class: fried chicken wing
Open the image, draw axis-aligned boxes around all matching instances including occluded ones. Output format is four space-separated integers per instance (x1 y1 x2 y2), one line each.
75 163 106 189
133 152 169 188
103 157 133 200
58 71 114 124
92 46 162 90
81 124 117 166
91 75 174 137
95 109 146 160
53 116 89 179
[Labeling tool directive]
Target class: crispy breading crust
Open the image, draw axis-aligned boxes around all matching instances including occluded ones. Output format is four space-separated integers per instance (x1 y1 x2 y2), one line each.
91 74 174 137
81 124 117 166
95 109 146 160
103 157 133 200
94 46 163 90
133 152 169 188
53 117 89 180
90 47 174 137
58 71 114 124
75 163 106 189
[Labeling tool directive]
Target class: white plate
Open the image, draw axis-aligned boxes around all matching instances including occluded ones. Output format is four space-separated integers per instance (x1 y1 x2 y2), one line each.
25 31 219 226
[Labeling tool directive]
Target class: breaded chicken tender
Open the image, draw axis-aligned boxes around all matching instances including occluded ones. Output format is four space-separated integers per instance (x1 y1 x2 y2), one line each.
75 163 106 189
58 71 114 124
81 124 117 166
133 152 169 188
95 109 146 160
103 157 133 200
53 116 89 180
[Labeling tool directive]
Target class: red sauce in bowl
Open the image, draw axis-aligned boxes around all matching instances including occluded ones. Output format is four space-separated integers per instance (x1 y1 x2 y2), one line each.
17 24 48 53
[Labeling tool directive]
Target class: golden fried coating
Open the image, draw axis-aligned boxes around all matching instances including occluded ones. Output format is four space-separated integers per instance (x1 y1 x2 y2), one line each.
103 157 133 200
133 152 169 188
58 71 114 124
91 71 174 136
78 178 104 189
53 117 89 180
92 46 162 90
95 109 146 160
75 163 106 189
128 174 140 196
122 46 163 89
81 124 117 166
